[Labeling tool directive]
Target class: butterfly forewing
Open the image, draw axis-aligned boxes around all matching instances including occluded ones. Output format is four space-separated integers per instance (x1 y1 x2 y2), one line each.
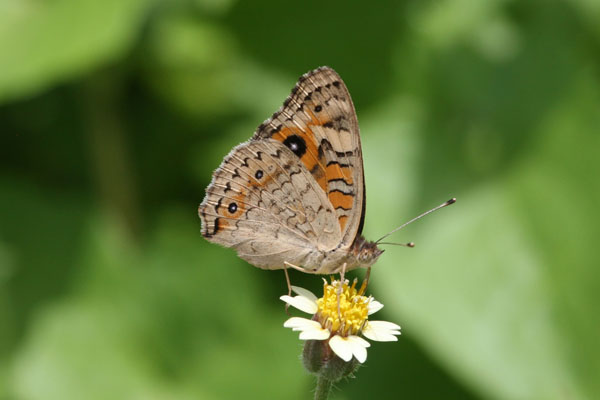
253 67 365 248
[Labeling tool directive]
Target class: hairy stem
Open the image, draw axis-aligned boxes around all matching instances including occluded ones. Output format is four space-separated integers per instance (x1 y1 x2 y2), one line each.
314 376 332 400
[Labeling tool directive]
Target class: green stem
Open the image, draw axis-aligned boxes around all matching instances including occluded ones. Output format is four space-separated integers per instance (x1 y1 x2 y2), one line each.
314 376 332 400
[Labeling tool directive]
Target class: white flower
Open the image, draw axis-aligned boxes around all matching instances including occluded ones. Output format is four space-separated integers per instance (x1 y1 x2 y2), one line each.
280 278 401 364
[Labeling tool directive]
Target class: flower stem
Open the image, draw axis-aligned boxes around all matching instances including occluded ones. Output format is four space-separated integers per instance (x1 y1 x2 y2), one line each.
314 376 333 400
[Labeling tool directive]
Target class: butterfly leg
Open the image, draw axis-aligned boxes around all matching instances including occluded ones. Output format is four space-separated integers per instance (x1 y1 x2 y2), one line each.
337 262 347 320
283 261 303 315
282 265 292 315
283 262 293 297
284 261 305 273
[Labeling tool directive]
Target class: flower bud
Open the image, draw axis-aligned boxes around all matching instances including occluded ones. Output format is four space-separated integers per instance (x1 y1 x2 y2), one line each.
302 339 361 382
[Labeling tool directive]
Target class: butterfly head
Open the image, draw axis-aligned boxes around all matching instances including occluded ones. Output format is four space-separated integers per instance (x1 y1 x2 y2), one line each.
351 236 384 268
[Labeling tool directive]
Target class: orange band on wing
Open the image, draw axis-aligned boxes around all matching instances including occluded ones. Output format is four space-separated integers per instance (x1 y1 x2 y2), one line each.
338 215 349 231
325 163 353 185
328 190 354 211
306 109 326 126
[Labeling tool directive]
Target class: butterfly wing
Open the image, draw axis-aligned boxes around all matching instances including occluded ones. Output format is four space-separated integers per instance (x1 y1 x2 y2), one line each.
199 67 366 272
198 139 341 270
253 66 366 248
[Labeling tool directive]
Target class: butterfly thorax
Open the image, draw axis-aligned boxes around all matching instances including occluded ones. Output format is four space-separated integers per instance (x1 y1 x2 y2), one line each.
308 235 383 274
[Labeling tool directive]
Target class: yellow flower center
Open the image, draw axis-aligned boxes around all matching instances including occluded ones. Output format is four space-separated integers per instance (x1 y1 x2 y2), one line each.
316 278 370 336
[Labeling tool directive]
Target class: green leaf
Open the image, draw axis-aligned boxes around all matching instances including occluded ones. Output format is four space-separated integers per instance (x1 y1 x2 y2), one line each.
371 72 600 400
0 0 150 104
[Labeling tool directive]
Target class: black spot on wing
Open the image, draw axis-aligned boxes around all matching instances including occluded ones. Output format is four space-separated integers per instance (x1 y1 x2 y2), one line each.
335 205 352 211
326 160 352 168
283 134 307 158
213 218 220 235
227 202 238 214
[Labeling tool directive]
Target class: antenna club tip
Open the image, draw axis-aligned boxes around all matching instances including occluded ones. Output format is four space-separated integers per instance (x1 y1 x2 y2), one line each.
447 198 457 205
407 242 415 248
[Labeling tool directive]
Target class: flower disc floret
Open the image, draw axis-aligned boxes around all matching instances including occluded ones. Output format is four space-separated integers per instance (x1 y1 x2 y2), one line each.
316 278 370 336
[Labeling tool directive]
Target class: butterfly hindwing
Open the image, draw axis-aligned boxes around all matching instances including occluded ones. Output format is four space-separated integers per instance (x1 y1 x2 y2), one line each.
198 139 341 270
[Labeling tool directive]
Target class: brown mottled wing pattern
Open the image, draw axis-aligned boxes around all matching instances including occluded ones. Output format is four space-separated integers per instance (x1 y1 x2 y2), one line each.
198 139 340 270
253 67 365 247
199 66 365 271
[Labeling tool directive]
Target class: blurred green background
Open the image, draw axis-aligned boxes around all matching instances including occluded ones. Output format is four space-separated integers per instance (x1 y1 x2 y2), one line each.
1 0 599 399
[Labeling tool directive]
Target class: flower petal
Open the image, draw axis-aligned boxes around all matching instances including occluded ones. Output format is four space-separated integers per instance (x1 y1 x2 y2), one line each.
283 317 329 340
347 335 369 363
283 317 320 331
362 321 401 342
280 295 318 314
291 286 318 302
367 300 384 315
347 334 370 348
328 335 353 362
362 330 398 342
299 326 330 340
366 320 401 331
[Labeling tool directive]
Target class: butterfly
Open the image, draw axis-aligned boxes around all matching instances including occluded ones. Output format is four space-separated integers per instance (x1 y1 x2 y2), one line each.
199 66 384 275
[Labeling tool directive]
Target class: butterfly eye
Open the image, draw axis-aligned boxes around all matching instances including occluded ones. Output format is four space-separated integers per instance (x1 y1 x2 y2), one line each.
314 105 322 112
255 170 263 179
228 202 238 214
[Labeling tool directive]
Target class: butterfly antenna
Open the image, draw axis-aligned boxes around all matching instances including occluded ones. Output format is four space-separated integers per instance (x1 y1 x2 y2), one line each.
375 198 456 244
377 241 415 247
